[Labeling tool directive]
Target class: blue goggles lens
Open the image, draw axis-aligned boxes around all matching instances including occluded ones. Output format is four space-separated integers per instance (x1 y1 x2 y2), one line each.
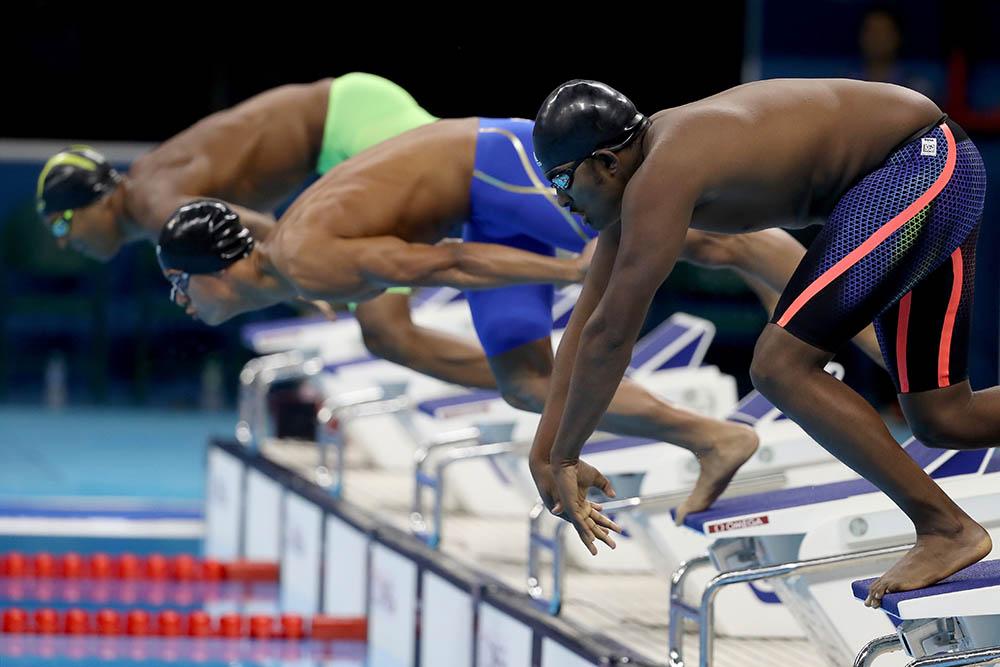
550 171 572 191
50 210 73 239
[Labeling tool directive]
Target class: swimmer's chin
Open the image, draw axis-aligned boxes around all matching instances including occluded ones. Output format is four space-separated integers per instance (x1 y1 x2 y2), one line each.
74 244 119 263
585 216 619 231
190 310 235 326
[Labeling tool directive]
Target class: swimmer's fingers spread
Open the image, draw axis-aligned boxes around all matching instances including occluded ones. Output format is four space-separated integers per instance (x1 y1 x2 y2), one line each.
571 513 599 556
586 516 616 550
590 508 622 535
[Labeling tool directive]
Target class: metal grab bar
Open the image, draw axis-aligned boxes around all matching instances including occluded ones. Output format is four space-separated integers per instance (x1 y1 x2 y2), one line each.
314 384 412 498
236 351 325 451
410 426 529 548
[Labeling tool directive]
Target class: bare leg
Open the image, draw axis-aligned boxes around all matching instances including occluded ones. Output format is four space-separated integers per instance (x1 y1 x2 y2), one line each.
751 325 990 606
490 339 758 521
900 381 1000 449
682 229 886 367
355 294 498 389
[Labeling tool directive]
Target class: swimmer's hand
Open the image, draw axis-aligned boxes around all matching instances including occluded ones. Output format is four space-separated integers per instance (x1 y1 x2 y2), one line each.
535 459 621 555
298 297 338 321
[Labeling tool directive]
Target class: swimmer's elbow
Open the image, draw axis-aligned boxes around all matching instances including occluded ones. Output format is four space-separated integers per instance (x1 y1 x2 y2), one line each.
374 251 452 287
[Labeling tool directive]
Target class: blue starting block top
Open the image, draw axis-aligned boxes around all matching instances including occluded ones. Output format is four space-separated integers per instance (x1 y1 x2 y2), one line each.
417 390 503 416
581 436 661 456
852 559 1000 619
629 316 711 372
323 354 378 373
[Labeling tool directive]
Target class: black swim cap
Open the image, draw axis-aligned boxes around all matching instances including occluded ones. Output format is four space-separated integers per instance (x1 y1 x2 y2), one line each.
157 200 255 274
533 80 646 174
36 146 121 217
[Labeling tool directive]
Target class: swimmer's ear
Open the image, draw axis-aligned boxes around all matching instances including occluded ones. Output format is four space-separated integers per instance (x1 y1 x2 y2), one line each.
592 150 620 174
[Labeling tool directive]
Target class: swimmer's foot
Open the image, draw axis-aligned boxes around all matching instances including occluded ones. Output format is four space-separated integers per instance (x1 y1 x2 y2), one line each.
865 514 992 608
675 423 759 526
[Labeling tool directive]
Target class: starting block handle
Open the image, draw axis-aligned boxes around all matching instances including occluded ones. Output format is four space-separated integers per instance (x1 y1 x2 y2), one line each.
853 634 902 667
314 389 416 499
411 437 529 549
410 428 482 540
527 500 567 616
236 351 324 451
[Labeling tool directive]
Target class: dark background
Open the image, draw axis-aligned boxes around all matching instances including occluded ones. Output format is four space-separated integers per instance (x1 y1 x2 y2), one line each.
3 6 747 141
1 1 996 412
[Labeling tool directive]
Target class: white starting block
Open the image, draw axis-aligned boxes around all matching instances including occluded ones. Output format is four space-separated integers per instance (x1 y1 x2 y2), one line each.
670 442 1000 667
852 560 1000 667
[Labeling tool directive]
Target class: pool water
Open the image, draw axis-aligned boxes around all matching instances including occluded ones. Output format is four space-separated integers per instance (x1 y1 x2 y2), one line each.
0 407 368 667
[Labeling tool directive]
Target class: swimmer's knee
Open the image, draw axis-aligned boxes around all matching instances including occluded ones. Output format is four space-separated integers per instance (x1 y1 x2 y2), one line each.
497 377 548 414
901 384 985 450
360 320 410 364
750 327 815 396
749 350 785 397
909 419 962 450
905 401 970 449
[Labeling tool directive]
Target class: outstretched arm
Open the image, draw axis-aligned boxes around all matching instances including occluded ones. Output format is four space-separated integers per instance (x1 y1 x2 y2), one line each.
549 192 693 466
530 228 621 471
527 227 622 535
542 173 695 554
354 237 586 290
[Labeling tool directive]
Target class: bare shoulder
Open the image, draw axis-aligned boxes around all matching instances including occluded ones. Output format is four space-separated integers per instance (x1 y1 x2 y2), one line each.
623 114 716 214
269 203 360 298
129 141 210 196
269 207 320 274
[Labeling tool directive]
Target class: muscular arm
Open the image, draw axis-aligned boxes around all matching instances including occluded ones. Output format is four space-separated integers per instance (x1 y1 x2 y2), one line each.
286 233 586 302
354 294 497 389
549 177 694 465
530 226 622 466
357 237 585 289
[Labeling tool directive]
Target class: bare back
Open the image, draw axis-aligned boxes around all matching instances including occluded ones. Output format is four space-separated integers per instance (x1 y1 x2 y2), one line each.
275 118 478 245
126 79 331 229
637 79 943 233
265 118 478 300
